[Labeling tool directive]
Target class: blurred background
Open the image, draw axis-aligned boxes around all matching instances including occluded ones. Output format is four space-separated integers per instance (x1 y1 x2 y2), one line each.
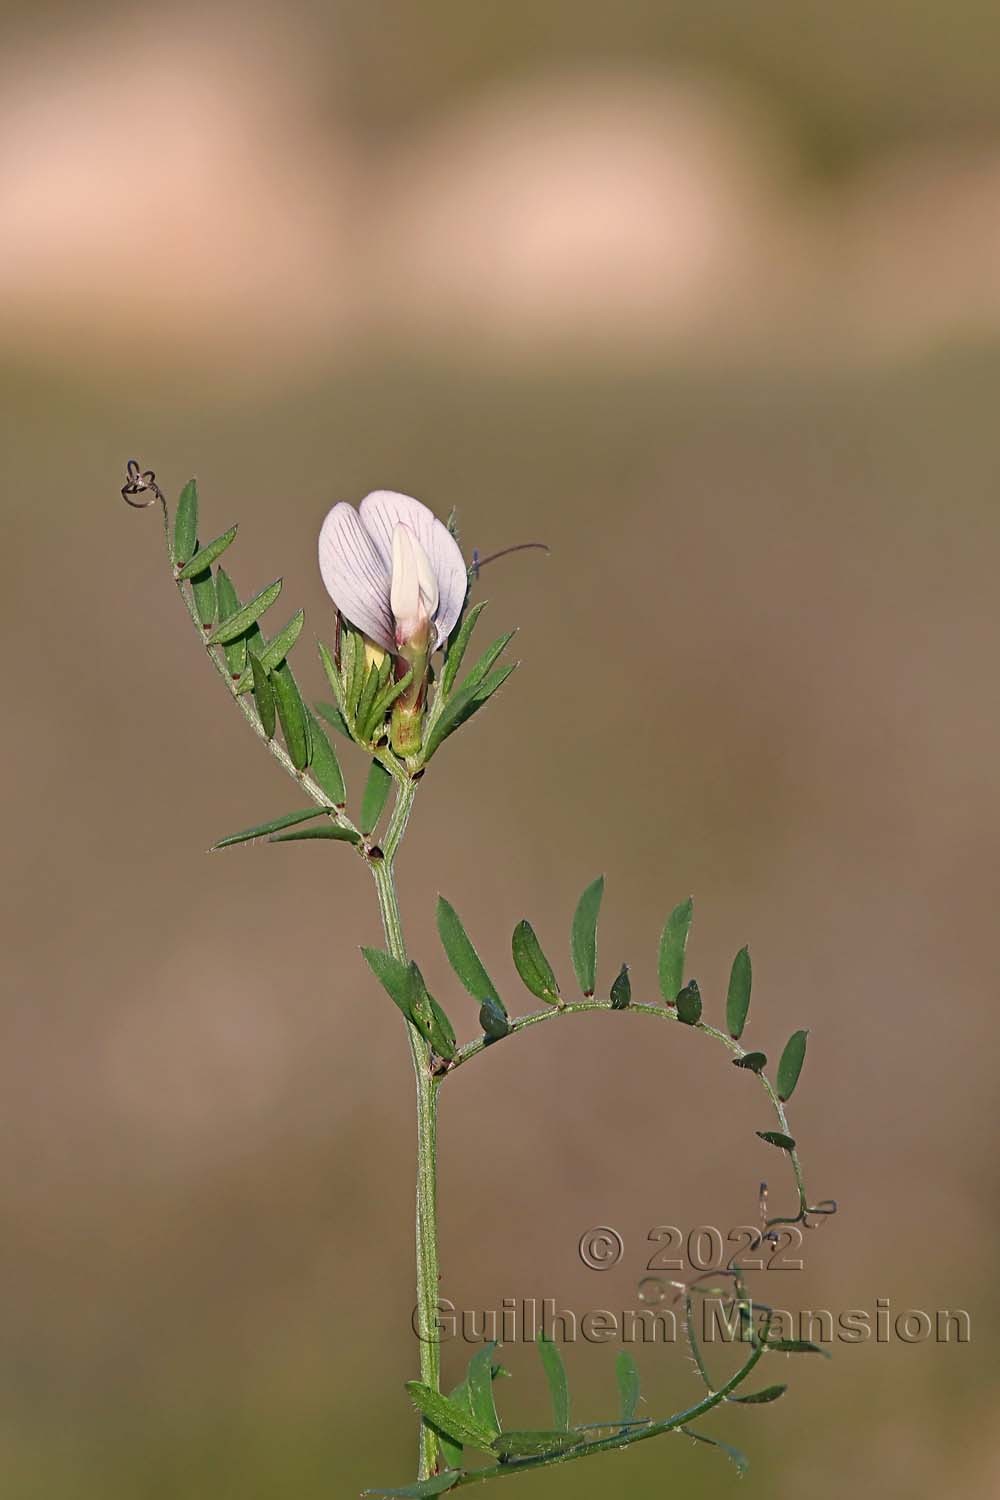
2 2 997 1496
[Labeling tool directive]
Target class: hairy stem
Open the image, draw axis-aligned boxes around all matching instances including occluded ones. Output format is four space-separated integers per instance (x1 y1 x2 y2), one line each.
371 778 442 1480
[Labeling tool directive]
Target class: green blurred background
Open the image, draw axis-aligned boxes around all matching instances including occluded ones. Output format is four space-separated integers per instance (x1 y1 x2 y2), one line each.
2 2 997 1496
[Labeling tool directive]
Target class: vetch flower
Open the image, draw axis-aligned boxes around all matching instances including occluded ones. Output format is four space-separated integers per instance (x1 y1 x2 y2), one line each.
318 490 467 657
318 490 468 756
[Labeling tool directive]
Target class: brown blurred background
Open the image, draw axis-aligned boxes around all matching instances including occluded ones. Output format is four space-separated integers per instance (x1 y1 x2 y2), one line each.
2 2 998 1496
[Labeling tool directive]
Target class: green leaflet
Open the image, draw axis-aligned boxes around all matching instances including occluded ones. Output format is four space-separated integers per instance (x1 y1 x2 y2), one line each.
361 1473 461 1498
190 565 216 629
356 657 390 741
733 1051 767 1072
675 979 702 1025
570 875 604 996
765 1338 830 1357
616 1349 641 1423
206 578 283 646
439 1352 509 1470
215 568 247 683
437 1378 473 1473
467 1342 502 1436
776 1029 809 1101
457 629 516 699
424 632 517 757
404 1382 497 1453
248 649 275 739
479 997 510 1040
342 625 366 719
491 1431 581 1458
212 808 327 849
172 478 198 566
269 824 359 845
756 1130 796 1151
236 609 305 690
361 665 413 743
362 947 417 1021
175 524 237 580
318 640 348 721
441 600 487 696
259 608 305 670
361 950 455 1057
306 711 346 806
609 962 632 1010
360 760 392 835
437 897 504 1012
658 897 693 1003
728 1383 788 1404
315 699 351 740
726 946 752 1039
511 920 561 1006
426 663 517 755
536 1333 570 1430
424 989 457 1061
272 663 310 771
679 1428 749 1476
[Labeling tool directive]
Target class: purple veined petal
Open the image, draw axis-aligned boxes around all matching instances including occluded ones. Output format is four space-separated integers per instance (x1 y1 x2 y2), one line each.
318 502 395 651
359 490 468 648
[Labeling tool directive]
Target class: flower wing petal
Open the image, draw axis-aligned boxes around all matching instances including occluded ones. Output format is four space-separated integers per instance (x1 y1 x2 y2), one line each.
318 502 394 650
359 490 467 648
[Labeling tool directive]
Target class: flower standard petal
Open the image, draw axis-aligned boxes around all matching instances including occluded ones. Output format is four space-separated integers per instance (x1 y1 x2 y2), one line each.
359 490 467 648
318 502 395 651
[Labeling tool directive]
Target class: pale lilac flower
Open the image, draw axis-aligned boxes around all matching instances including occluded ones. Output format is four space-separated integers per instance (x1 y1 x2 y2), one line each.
318 490 467 655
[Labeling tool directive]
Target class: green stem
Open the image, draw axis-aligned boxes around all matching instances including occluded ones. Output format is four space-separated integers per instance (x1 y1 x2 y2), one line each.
371 779 442 1481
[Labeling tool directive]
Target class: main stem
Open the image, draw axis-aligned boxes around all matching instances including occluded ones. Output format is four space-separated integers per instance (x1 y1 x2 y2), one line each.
371 778 441 1481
